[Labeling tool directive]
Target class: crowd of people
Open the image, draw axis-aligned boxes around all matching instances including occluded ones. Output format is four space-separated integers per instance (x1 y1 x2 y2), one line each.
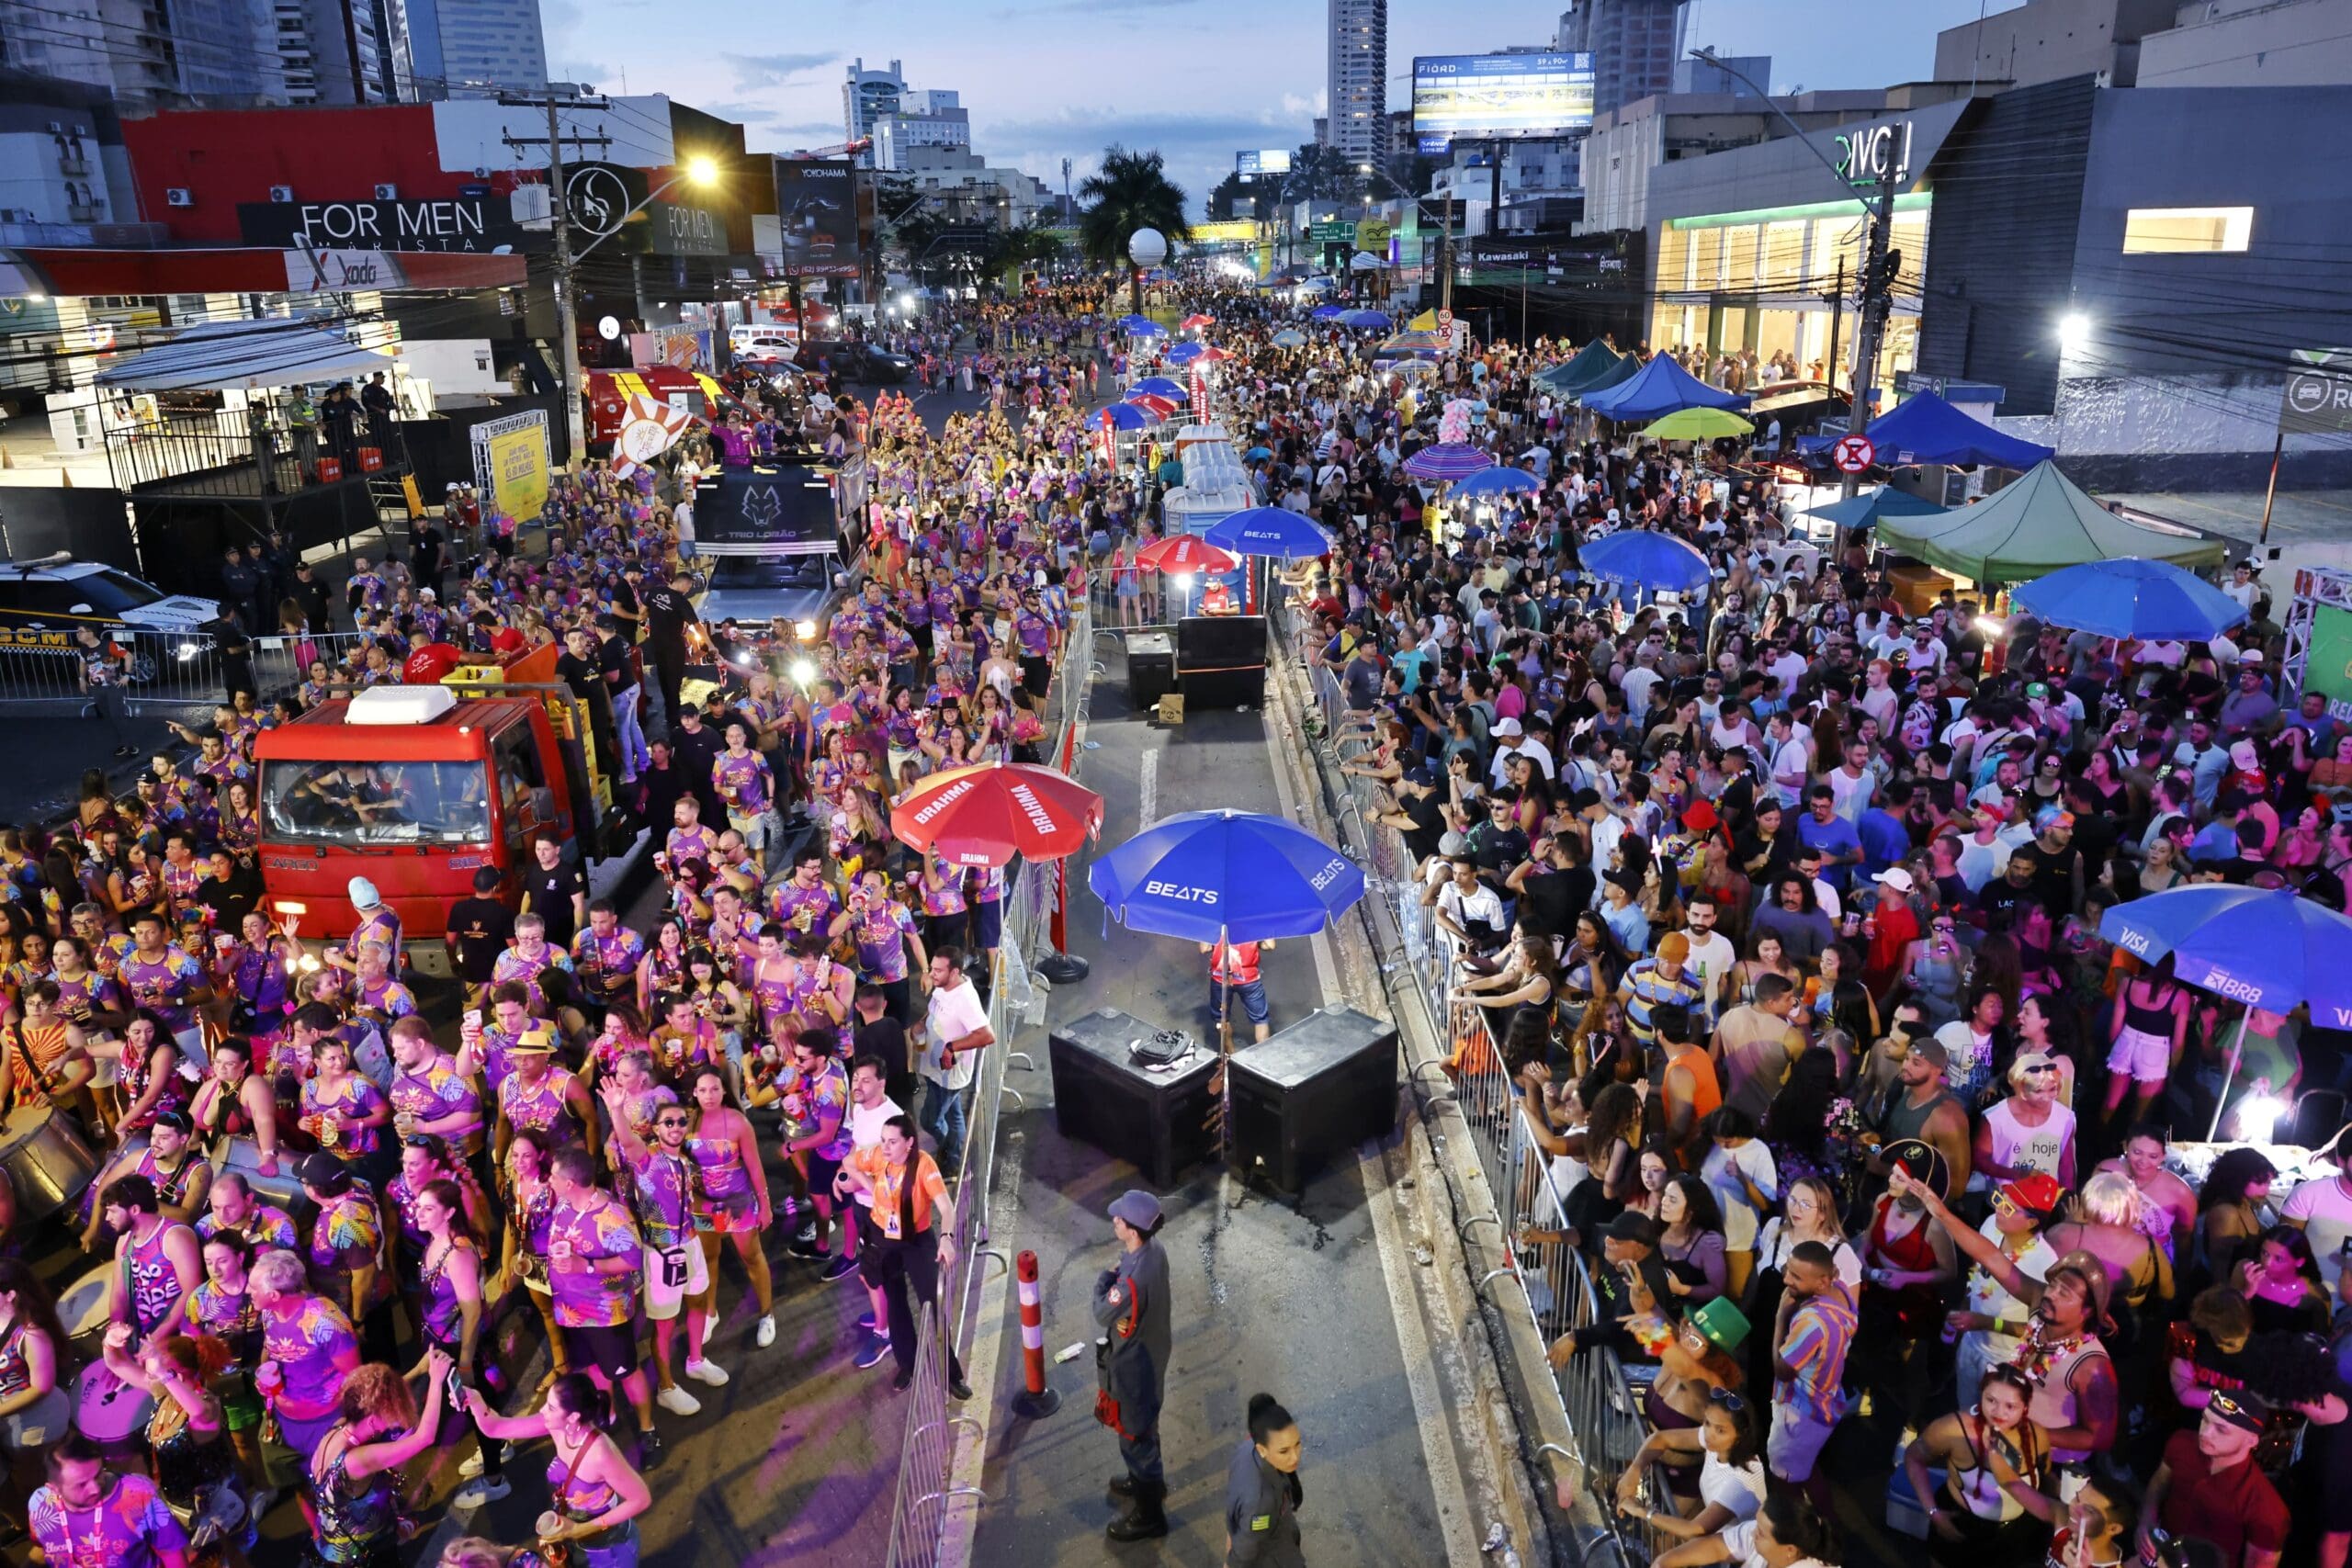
1157 279 2348 1568
0 287 1159 1566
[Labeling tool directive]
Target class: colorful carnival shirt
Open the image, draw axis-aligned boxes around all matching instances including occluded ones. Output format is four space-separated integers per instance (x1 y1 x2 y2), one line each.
389 1051 481 1138
625 1145 697 1252
29 1471 187 1568
851 901 918 983
769 877 841 943
263 1293 356 1416
713 750 774 816
117 946 203 1032
570 927 644 1006
547 1195 640 1327
307 1184 385 1309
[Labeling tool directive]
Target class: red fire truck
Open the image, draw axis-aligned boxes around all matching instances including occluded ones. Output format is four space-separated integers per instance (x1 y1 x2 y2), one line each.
253 644 615 969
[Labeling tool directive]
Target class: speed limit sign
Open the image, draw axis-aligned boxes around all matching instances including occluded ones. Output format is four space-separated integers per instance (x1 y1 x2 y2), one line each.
1832 434 1876 473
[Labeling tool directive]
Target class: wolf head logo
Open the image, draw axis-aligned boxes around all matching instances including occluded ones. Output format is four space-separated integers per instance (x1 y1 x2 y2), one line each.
741 484 783 532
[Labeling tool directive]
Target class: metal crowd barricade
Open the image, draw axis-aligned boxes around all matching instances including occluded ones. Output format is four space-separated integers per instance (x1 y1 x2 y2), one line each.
1268 592 1678 1567
884 604 1089 1568
0 627 379 716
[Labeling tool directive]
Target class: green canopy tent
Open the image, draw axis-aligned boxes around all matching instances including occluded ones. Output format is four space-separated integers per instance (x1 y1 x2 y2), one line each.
1534 339 1625 395
1874 460 2225 584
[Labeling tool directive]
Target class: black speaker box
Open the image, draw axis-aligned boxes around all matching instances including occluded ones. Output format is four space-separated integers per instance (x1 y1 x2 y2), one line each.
1177 614 1267 671
1227 1006 1399 1193
1126 632 1175 710
1049 1006 1218 1188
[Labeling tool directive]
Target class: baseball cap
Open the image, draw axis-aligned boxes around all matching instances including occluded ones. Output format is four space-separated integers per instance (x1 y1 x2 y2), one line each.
346 876 381 911
1439 830 1468 857
1908 1035 1951 1072
1871 866 1916 894
299 1152 347 1189
1494 716 1523 738
2205 1390 2269 1435
2241 649 2266 666
1655 931 1690 964
1997 1171 2066 1219
1108 1190 1163 1230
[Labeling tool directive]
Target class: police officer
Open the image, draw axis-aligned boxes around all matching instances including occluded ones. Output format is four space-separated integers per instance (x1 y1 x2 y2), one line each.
1225 1392 1306 1565
1093 1189 1171 1541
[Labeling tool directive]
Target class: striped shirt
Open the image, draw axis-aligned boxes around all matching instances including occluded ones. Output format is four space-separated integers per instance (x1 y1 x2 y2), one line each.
1777 1283 1858 1425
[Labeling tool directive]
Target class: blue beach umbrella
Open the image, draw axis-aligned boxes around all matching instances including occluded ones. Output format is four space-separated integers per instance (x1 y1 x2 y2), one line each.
1088 809 1365 943
1130 377 1189 400
1339 309 1392 331
1271 330 1307 347
1095 402 1161 432
1203 506 1333 560
1165 342 1208 364
1310 305 1346 321
2009 557 2249 643
1576 530 1712 596
1449 467 1539 499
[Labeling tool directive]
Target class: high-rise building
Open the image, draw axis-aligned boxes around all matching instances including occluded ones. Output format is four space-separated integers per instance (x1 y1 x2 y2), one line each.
0 0 287 108
389 0 547 96
1556 0 1686 118
842 56 903 162
283 0 391 103
1328 0 1386 163
1670 51 1769 97
872 87 971 172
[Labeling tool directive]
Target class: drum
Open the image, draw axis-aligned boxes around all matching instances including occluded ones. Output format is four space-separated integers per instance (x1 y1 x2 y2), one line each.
58 1265 114 1359
73 1362 153 1461
217 1136 307 1213
0 1108 98 1223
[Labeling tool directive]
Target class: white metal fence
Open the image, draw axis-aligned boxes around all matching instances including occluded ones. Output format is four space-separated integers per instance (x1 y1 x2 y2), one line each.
883 601 1091 1568
1275 590 1675 1568
0 627 380 716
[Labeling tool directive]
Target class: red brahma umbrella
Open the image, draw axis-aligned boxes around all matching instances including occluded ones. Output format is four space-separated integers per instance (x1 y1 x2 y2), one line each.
890 760 1104 869
1136 534 1239 574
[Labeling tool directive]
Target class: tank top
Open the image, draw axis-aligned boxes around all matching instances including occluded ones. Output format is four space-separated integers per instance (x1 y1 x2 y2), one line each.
0 1322 36 1398
2122 983 2178 1037
418 1241 469 1347
126 1221 187 1335
1662 1043 1722 1129
1880 1086 1955 1147
2018 1329 2109 1463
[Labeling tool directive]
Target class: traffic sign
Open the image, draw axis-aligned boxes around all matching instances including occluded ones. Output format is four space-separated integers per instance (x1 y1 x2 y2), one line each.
1437 308 1453 333
1833 434 1876 473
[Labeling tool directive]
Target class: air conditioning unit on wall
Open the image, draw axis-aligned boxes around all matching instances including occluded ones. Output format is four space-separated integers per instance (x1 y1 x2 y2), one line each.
268 184 294 202
165 187 193 207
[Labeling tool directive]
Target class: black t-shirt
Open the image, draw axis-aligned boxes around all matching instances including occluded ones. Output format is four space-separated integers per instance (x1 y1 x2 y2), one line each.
554 650 601 704
1978 875 2036 934
605 581 644 643
596 635 634 694
524 862 586 947
1399 791 1446 863
446 896 516 983
197 874 257 932
642 584 695 649
2029 838 2081 917
855 1014 914 1104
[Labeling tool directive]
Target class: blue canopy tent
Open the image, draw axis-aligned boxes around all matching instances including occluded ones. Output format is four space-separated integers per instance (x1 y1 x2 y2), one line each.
1865 389 2053 469
1579 355 1749 423
1802 488 1945 533
1095 402 1162 431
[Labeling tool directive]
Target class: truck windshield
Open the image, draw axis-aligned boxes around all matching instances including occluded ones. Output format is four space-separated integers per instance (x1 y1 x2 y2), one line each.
261 759 494 846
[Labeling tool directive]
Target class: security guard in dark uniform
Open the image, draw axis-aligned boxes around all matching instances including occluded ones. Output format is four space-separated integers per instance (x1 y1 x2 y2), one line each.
1093 1189 1172 1540
1225 1392 1306 1565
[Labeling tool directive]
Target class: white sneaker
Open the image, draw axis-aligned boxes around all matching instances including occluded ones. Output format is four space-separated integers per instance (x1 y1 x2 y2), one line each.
755 1314 777 1348
702 1308 719 1342
684 1357 730 1387
457 1443 507 1480
453 1475 512 1511
657 1384 703 1416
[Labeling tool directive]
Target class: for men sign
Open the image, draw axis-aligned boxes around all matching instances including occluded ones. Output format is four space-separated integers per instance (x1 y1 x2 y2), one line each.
241 197 529 254
2280 347 2352 437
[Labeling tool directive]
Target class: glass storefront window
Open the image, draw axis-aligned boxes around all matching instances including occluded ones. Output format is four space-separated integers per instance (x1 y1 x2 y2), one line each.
1657 226 1691 292
1723 226 1761 290
1762 221 1806 289
1691 227 1723 289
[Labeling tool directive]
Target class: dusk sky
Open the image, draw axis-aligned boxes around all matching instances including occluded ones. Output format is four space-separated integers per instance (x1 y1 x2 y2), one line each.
543 0 2024 209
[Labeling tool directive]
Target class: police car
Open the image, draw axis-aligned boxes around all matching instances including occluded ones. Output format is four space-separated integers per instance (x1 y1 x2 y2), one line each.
0 554 220 662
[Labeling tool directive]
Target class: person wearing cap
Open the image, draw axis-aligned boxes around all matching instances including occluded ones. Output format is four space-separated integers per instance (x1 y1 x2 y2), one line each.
1973 1050 2077 1193
1870 1032 1973 1197
2141 1388 2289 1568
1094 1189 1173 1541
1950 1171 2064 1399
2217 651 2278 739
1894 1166 2120 1470
1621 931 1704 1057
327 876 402 980
1489 714 1554 788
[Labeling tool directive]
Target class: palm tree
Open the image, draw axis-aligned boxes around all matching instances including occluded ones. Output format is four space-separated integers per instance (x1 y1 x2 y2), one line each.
1077 145 1192 313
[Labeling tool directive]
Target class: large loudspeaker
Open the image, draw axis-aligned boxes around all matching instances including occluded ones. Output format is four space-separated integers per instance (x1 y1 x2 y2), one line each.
1177 615 1266 708
1227 1006 1399 1193
1049 1007 1217 1189
1126 632 1175 710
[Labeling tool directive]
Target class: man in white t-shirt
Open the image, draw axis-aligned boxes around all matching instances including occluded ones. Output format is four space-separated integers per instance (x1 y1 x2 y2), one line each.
837 1055 906 1364
918 948 993 1180
2284 1131 2352 1292
1488 716 1555 786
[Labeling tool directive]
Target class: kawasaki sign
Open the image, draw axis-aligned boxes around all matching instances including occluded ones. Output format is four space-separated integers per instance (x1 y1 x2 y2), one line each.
2280 348 2352 437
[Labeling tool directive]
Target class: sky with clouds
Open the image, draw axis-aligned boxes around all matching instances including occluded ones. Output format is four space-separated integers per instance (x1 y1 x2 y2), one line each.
543 0 2025 211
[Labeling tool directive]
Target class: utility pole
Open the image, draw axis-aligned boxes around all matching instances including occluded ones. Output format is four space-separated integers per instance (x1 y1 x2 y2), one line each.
502 90 611 467
1841 160 1900 499
1439 191 1455 315
1822 257 1845 409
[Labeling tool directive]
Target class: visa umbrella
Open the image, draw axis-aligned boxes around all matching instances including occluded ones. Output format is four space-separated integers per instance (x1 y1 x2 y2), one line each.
1577 529 1712 596
891 760 1105 869
1203 506 1333 560
1131 377 1188 400
1164 342 1207 365
2008 557 2249 643
1096 402 1161 432
1448 466 1538 499
1136 534 1238 574
2098 885 2352 1134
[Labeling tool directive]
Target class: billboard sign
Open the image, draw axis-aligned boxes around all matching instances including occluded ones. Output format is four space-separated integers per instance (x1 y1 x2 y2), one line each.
1412 52 1595 140
2306 603 2352 722
774 160 862 277
2280 347 2352 437
239 196 529 254
649 199 728 256
693 464 842 557
1236 150 1294 179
